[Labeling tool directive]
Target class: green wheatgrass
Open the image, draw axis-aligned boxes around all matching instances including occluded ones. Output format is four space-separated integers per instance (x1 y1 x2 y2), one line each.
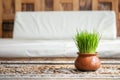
75 31 100 54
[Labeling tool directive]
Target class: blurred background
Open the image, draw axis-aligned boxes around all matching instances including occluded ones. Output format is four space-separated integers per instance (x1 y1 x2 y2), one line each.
0 0 119 38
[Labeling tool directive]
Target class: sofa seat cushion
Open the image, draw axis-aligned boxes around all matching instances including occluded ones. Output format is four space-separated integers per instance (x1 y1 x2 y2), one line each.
0 39 120 58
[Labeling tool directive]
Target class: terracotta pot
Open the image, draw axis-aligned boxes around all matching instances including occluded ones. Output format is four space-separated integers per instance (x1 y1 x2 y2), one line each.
75 52 101 71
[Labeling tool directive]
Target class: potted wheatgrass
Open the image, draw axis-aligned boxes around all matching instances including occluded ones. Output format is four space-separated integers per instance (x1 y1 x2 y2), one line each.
74 31 101 71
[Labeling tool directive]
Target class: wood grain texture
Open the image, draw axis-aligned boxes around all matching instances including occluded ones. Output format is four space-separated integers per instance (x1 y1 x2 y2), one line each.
0 79 119 80
92 0 98 10
54 0 79 11
113 0 119 36
15 0 22 11
54 0 61 11
98 2 112 10
21 0 36 3
0 0 2 37
2 0 15 20
15 0 41 11
99 0 113 2
79 0 92 10
73 0 79 10
44 0 53 11
2 0 15 14
40 0 45 11
34 0 41 11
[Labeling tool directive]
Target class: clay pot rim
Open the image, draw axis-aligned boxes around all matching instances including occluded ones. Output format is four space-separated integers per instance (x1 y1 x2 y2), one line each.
77 52 98 56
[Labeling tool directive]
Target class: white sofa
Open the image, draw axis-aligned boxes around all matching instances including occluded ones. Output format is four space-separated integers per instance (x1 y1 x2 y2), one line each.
0 11 120 58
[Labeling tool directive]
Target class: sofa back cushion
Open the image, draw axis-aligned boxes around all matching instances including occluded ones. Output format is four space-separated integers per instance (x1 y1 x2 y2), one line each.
13 11 116 40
